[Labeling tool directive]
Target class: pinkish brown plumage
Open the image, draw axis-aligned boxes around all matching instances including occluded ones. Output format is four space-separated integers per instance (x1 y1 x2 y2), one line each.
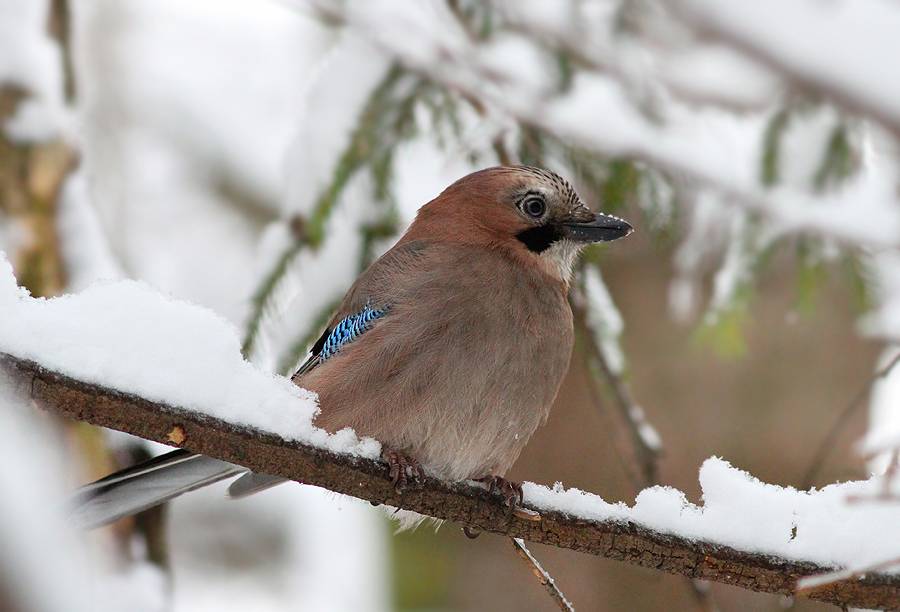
65 166 632 530
296 166 632 492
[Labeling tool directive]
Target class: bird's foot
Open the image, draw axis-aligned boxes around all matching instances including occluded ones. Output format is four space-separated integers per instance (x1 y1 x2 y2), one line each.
382 447 425 495
477 475 524 517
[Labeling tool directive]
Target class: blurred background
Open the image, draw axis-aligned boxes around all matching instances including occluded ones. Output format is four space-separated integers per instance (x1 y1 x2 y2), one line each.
1 0 898 610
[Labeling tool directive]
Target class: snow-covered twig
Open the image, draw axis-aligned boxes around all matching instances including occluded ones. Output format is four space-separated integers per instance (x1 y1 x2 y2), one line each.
572 289 662 489
800 350 900 489
297 0 900 251
798 555 900 594
4 351 900 611
669 0 900 137
511 538 575 612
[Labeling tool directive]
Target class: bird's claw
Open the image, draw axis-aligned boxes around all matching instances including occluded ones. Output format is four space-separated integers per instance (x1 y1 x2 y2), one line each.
463 476 523 537
382 447 425 496
477 475 524 518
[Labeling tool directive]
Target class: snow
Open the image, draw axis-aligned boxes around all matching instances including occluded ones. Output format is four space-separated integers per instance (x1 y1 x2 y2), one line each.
863 344 900 461
168 483 389 612
245 29 398 370
261 134 481 370
6 237 898 576
4 2 387 611
543 72 658 163
110 0 325 208
862 230 900 343
671 0 900 132
6 0 900 605
0 386 91 612
706 213 750 316
343 0 868 257
630 406 663 453
669 190 732 321
250 172 387 371
475 34 555 97
333 0 900 255
495 0 578 39
392 137 480 224
526 457 900 572
774 106 842 189
659 44 782 110
72 0 328 325
583 265 626 375
282 33 392 216
97 563 168 612
56 167 125 292
0 252 379 458
0 0 69 142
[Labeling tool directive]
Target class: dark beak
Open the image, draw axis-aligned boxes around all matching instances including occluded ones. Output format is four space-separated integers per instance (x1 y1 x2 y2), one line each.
563 213 633 243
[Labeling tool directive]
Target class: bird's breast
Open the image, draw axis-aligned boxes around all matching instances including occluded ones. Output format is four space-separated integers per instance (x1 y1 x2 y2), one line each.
302 245 575 481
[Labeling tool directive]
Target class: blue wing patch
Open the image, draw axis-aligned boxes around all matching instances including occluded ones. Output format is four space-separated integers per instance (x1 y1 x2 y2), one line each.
318 303 389 364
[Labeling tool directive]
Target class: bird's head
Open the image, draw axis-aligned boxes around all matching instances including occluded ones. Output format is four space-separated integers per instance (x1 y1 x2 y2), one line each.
405 166 633 284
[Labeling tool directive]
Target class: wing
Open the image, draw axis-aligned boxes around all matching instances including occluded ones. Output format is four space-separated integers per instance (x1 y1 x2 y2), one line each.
290 240 428 382
291 302 390 380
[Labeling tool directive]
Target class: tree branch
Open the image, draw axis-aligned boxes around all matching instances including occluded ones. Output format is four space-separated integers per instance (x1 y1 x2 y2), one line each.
2 351 899 610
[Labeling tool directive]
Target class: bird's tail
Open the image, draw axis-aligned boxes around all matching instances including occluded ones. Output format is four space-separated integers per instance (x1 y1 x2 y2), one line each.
66 449 245 530
226 472 287 498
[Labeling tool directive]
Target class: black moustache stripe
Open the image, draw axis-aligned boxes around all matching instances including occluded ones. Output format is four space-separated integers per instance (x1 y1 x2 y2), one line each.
516 224 564 253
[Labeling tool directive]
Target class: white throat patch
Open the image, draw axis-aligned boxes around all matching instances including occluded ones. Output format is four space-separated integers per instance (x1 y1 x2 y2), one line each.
540 239 583 282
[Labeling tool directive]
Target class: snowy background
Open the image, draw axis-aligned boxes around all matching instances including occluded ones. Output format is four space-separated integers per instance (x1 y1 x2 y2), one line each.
2 0 900 611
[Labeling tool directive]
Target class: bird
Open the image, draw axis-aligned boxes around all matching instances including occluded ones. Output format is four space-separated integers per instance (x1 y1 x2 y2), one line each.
66 166 632 530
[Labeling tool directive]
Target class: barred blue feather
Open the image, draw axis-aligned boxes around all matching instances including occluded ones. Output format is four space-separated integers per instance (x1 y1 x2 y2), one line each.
318 303 388 363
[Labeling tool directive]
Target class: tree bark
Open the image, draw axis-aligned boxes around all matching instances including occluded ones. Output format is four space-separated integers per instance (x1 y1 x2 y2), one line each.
2 351 897 611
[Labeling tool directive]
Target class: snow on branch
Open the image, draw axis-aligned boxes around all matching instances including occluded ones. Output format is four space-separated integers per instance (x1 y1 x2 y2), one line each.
2 350 899 611
1 253 899 608
301 0 900 249
670 0 900 137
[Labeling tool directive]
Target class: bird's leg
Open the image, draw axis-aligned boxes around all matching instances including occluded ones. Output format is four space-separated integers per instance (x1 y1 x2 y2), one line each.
382 447 425 495
477 475 524 517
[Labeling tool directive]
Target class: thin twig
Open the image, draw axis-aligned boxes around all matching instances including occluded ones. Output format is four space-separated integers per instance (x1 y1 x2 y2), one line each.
583 366 648 493
573 299 663 487
846 448 900 504
511 538 575 612
800 348 900 489
590 339 661 485
689 579 721 612
798 555 900 592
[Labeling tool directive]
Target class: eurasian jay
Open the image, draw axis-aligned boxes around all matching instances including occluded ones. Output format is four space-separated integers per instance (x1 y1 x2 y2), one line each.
68 166 632 530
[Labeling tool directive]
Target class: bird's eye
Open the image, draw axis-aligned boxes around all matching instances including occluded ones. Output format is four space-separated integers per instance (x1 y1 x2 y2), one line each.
521 196 546 219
